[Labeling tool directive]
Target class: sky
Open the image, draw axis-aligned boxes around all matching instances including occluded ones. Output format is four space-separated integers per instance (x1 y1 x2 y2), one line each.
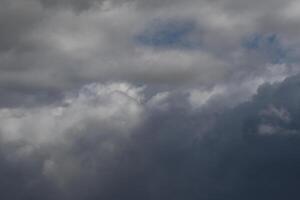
1 0 300 199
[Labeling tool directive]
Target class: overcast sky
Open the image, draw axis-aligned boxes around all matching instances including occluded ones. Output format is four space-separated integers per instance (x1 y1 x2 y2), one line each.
1 0 300 199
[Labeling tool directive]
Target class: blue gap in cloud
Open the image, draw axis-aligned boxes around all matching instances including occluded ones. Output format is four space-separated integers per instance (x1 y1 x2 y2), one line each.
242 33 290 64
135 19 200 49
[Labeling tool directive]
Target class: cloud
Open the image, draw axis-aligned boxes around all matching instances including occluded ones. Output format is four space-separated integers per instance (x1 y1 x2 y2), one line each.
135 18 201 49
0 82 144 144
0 82 146 197
0 75 299 199
0 0 299 95
1 0 300 199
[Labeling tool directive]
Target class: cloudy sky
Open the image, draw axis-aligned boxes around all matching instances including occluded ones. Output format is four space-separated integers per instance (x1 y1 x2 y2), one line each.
1 0 300 199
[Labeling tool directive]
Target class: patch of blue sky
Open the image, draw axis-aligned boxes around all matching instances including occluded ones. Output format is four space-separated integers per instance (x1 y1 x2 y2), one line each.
135 19 201 50
242 33 292 64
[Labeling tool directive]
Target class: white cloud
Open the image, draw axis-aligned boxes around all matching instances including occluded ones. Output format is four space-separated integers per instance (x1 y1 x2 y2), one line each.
146 91 170 111
0 82 144 146
189 86 225 109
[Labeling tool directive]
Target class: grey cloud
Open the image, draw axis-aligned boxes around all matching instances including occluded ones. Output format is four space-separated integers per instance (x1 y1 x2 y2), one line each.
1 0 300 199
96 74 300 200
38 0 102 10
37 0 183 10
0 0 45 52
0 0 299 96
0 88 63 108
0 75 300 199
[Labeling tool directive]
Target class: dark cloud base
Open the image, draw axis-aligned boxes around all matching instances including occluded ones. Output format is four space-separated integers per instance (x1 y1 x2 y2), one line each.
1 75 300 200
1 0 300 198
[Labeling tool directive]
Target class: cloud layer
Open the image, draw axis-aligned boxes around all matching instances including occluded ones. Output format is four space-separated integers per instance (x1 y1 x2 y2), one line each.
1 0 299 93
1 75 300 199
1 0 300 199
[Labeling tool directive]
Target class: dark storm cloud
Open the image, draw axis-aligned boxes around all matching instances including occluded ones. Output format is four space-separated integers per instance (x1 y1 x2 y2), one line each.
1 0 300 199
1 75 300 199
0 144 62 200
94 75 300 200
75 74 300 200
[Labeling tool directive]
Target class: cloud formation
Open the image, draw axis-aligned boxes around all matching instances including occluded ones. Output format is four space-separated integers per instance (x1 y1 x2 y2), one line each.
0 75 300 199
1 0 300 199
1 0 299 94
